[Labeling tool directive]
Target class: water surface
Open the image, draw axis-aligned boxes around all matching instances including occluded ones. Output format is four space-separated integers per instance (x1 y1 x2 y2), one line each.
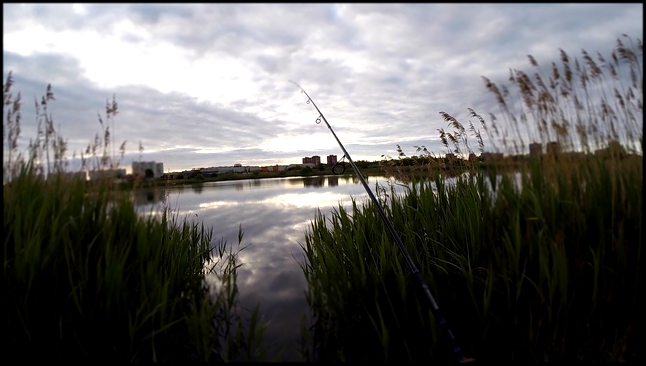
135 174 409 361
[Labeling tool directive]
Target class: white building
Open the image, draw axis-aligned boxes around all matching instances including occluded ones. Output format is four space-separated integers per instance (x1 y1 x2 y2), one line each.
132 161 164 179
200 165 261 176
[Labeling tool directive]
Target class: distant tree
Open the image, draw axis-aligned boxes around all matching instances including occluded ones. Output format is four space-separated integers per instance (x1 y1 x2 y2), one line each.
355 160 371 169
606 140 627 157
144 168 154 179
317 163 326 171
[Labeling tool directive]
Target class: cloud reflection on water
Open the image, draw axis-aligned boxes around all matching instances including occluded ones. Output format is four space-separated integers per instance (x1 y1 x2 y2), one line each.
135 175 405 360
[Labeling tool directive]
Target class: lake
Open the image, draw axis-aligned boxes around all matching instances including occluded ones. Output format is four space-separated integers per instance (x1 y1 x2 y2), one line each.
134 174 412 361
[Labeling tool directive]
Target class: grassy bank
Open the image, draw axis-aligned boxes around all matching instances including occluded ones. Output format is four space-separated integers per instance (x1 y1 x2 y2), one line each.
3 75 265 361
300 36 643 362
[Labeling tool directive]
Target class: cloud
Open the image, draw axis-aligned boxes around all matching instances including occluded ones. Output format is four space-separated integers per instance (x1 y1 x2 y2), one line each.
3 3 643 171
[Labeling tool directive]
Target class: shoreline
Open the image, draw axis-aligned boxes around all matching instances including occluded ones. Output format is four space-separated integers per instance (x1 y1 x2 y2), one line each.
133 166 389 188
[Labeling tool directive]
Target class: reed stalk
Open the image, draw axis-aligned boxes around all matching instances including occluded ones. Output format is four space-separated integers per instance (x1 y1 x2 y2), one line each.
3 74 266 361
300 34 642 362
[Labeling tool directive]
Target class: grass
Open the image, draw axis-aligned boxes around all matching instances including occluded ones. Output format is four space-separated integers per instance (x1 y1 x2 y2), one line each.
3 74 267 361
299 34 643 362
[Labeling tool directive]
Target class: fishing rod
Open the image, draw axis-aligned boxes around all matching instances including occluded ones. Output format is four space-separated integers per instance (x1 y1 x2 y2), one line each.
290 81 474 363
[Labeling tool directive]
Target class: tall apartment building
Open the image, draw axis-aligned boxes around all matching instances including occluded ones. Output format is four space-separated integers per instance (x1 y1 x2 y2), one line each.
529 142 542 156
326 154 337 166
302 156 321 165
132 161 164 179
546 141 561 155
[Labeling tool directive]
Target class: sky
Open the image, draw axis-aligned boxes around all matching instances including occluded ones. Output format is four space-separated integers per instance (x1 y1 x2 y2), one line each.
3 3 643 173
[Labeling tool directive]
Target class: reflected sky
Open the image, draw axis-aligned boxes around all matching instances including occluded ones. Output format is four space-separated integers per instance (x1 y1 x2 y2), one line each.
135 174 408 361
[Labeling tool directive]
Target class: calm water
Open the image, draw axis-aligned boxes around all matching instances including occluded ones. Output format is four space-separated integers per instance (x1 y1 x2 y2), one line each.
134 174 411 361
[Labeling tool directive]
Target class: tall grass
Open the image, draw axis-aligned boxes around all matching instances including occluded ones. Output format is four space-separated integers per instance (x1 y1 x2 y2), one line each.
3 73 266 361
300 35 642 361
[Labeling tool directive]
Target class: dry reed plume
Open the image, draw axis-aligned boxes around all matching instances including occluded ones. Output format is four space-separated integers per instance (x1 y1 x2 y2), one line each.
381 34 642 179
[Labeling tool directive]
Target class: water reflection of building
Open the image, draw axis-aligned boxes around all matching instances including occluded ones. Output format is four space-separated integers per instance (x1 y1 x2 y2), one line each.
133 188 167 206
191 183 204 194
327 175 339 187
287 178 304 186
302 176 325 188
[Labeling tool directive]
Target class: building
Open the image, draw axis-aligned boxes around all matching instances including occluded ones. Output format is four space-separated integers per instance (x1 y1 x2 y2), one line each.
196 165 251 177
261 165 282 172
529 142 542 156
89 168 126 181
199 167 220 178
161 164 266 180
326 155 338 166
180 169 200 179
132 161 164 179
302 156 321 165
546 141 561 155
481 152 504 162
594 140 626 159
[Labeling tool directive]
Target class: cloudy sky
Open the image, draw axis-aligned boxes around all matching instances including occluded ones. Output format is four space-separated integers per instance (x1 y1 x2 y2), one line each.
3 3 643 173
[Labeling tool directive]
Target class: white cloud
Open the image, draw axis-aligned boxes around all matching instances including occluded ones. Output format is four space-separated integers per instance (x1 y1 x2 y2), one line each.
3 3 643 170
71 3 88 16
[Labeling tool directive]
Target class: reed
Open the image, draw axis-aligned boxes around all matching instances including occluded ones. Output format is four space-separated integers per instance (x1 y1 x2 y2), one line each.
3 74 266 361
300 35 642 361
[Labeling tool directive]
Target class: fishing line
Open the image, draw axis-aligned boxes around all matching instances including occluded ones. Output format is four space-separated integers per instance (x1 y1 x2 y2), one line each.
290 80 474 363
